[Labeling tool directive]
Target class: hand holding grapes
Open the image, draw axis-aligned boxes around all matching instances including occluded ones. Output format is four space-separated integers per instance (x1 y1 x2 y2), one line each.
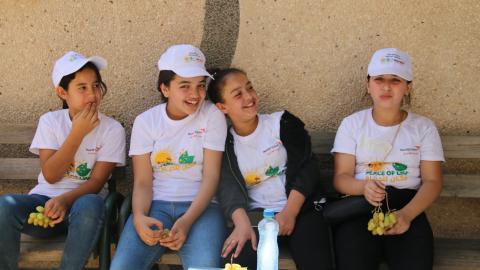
384 209 411 235
27 206 56 228
44 196 69 225
363 179 386 207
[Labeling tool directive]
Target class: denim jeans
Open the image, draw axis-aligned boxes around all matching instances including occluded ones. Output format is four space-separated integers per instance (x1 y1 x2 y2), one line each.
0 193 105 270
110 201 226 270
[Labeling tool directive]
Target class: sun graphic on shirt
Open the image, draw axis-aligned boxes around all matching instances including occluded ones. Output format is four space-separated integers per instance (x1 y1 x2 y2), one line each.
367 161 385 172
244 172 261 186
154 150 173 165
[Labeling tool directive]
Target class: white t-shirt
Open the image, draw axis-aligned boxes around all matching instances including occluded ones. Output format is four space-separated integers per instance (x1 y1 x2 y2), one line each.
129 101 227 202
232 111 288 212
331 108 444 190
29 109 126 198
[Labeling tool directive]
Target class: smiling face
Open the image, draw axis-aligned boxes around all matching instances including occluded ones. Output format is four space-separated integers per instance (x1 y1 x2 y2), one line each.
56 67 102 117
215 72 259 124
367 74 411 110
160 75 206 120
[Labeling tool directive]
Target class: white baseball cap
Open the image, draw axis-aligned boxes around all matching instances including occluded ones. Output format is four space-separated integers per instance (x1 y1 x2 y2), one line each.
157 44 213 79
367 48 413 81
52 51 107 87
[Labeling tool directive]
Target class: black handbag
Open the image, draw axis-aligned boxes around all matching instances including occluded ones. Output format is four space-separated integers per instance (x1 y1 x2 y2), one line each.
322 195 373 224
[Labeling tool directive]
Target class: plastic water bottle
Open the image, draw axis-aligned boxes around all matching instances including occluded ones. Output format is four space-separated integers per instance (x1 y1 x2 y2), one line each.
257 209 279 270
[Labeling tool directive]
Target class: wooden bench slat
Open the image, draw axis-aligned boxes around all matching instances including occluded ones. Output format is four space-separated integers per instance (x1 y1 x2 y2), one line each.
309 132 480 159
441 136 480 159
443 174 480 198
159 238 480 270
159 247 296 269
3 126 479 159
0 158 39 180
19 235 98 268
433 238 480 269
0 124 36 144
1 158 478 198
310 132 336 155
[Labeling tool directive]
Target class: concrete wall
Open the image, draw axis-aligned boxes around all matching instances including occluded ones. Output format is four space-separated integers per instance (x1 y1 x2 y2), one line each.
1 0 479 135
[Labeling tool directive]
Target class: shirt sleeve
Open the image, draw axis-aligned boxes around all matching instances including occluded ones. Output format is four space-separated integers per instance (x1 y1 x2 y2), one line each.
97 123 126 166
420 121 445 161
29 113 59 155
331 117 357 155
203 105 227 151
129 114 154 156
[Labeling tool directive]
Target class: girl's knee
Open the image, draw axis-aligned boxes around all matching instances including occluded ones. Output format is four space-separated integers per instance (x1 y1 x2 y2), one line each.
71 194 105 219
0 195 19 217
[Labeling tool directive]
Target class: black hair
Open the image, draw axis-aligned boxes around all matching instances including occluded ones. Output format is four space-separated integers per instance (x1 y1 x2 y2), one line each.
58 62 107 109
366 75 412 106
206 68 247 104
156 70 177 101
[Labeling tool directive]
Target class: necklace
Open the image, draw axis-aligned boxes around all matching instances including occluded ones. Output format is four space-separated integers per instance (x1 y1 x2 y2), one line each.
365 110 407 173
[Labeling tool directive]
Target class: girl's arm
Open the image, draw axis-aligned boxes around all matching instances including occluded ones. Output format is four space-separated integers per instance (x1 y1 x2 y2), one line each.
385 160 442 235
334 153 386 206
222 208 257 258
131 154 164 246
43 153 115 223
159 148 223 250
275 190 305 236
41 104 99 183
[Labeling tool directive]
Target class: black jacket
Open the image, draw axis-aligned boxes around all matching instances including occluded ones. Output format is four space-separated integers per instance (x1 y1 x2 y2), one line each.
216 111 326 221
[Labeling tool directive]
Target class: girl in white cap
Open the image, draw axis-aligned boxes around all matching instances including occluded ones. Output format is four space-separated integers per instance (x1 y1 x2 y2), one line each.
110 44 227 270
207 68 334 270
0 51 126 270
331 48 444 270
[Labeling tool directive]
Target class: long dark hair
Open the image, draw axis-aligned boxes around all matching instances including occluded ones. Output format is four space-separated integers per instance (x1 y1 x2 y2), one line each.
206 68 246 104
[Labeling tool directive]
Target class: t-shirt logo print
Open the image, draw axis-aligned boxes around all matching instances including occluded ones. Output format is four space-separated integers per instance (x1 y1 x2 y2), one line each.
178 151 195 164
367 161 385 172
365 161 408 183
245 171 261 186
265 166 280 177
152 150 196 172
244 165 284 187
64 161 92 181
155 151 173 165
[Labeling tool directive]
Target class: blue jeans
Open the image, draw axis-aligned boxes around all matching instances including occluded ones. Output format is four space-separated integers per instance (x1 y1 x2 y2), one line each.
0 193 105 270
110 201 226 270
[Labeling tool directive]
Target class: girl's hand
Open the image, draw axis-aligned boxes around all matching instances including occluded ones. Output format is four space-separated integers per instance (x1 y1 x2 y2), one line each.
222 220 257 258
384 209 412 235
363 179 386 206
71 103 100 138
275 210 296 236
133 214 164 246
44 196 70 225
159 216 192 251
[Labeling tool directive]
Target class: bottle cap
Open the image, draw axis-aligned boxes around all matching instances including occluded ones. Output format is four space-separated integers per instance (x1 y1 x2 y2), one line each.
263 209 275 218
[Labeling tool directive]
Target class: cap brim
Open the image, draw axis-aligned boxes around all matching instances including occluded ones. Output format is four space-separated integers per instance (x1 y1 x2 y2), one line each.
86 56 107 70
368 68 412 81
172 67 213 79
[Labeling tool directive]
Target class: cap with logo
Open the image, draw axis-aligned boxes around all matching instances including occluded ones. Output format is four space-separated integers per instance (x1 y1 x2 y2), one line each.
367 48 413 81
157 44 212 79
52 51 107 87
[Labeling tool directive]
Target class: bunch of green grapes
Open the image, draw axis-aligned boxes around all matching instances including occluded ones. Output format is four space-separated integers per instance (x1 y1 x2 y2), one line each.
27 206 55 229
160 228 170 239
224 263 248 270
367 206 396 235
